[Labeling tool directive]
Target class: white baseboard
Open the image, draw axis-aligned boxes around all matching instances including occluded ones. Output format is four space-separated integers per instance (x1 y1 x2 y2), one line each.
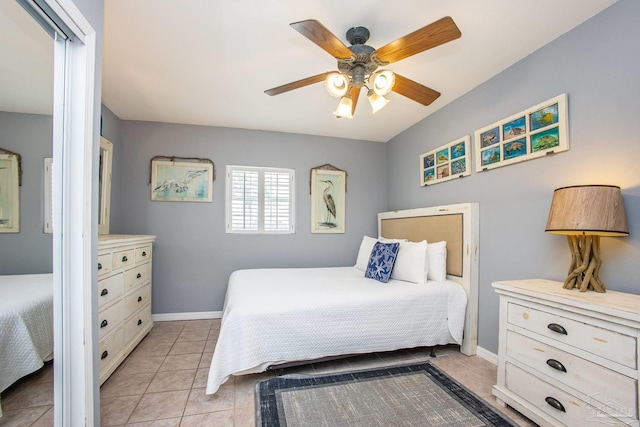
476 345 498 365
152 311 222 322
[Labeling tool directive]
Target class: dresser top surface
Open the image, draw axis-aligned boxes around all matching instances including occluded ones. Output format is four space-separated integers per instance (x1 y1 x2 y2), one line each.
493 279 640 322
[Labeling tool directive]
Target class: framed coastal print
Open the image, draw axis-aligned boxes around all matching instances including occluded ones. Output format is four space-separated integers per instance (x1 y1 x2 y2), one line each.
419 136 471 186
311 168 345 233
151 159 214 202
474 93 568 172
0 154 20 233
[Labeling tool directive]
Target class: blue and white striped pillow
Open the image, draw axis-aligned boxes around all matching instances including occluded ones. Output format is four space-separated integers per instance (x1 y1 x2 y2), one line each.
365 241 400 283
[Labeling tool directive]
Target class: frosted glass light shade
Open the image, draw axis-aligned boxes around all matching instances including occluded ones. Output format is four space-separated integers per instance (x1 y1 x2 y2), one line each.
325 72 350 97
369 70 395 96
545 185 629 236
367 90 389 113
333 96 353 119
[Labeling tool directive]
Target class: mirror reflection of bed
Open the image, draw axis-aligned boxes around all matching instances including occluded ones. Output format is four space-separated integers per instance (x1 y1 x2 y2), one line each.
0 0 55 419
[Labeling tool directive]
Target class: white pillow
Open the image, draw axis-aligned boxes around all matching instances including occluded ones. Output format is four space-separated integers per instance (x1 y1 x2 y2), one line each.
355 236 378 271
355 236 409 271
390 240 428 283
427 240 447 281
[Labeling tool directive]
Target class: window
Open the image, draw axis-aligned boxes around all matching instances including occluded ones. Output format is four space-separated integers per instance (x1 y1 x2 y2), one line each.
226 165 295 233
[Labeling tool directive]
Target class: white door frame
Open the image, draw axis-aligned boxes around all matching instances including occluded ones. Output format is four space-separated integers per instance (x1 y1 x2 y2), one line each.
21 0 99 425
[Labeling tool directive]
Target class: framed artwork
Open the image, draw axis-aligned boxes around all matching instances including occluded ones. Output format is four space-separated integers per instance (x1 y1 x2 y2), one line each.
419 136 471 186
311 168 346 233
151 159 214 202
474 93 568 172
0 154 20 233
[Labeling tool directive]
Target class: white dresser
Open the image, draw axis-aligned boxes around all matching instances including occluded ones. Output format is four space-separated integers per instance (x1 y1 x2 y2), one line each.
98 234 156 384
492 279 639 427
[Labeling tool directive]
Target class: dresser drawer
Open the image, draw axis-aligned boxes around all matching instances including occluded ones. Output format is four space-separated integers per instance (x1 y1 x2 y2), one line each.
97 253 112 277
124 263 150 292
505 363 627 427
506 330 638 418
113 249 135 270
124 284 151 318
99 327 123 373
98 300 123 340
507 302 637 369
135 245 152 264
125 306 151 342
98 273 124 308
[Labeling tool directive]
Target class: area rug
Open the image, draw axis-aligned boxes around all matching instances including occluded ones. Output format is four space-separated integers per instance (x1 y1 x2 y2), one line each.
256 362 517 427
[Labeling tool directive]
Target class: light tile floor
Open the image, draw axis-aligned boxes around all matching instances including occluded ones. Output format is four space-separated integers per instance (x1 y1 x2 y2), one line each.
0 319 537 426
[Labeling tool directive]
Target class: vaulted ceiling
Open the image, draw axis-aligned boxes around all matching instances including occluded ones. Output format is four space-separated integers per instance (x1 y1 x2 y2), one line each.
2 0 618 142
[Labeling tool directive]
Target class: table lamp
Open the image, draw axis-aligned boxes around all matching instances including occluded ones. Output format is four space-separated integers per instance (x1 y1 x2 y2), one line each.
545 185 629 292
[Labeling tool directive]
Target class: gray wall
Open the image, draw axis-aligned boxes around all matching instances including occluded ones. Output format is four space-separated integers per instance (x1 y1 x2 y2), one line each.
111 122 387 314
0 112 53 274
386 0 640 353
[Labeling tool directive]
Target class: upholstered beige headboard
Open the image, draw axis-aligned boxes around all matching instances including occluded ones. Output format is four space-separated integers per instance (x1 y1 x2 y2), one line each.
380 213 463 277
377 203 479 356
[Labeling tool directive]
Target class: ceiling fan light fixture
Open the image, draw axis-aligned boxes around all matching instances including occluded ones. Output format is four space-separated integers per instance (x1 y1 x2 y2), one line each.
325 72 350 97
369 70 395 96
333 95 354 119
367 90 390 114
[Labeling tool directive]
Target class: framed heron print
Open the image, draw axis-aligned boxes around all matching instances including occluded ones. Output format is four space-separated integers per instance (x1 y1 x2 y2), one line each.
151 157 214 202
310 166 346 233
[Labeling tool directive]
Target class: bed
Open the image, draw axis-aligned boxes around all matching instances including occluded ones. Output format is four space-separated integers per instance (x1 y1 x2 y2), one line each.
0 273 54 414
206 203 479 395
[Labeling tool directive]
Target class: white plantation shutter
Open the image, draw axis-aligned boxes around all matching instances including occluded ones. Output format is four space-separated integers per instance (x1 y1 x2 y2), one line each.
226 166 295 233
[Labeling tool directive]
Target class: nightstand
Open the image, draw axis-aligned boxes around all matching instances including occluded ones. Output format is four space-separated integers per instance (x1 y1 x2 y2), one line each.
492 279 639 427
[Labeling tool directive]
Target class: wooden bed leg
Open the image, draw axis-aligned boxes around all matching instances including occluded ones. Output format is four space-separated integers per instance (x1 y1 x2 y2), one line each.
430 347 437 358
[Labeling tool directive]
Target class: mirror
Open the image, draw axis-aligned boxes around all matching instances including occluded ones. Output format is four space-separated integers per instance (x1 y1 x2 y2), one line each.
98 137 113 235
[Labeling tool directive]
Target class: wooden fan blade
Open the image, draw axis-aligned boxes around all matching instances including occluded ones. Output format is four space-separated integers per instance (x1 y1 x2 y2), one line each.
290 20 355 60
392 74 441 106
349 86 361 115
375 16 461 64
265 73 329 96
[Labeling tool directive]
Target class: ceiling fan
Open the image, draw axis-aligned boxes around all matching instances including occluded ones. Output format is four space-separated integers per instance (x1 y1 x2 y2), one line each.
265 17 461 118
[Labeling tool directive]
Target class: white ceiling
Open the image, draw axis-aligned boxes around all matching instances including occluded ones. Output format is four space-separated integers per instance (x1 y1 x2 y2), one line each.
2 1 618 142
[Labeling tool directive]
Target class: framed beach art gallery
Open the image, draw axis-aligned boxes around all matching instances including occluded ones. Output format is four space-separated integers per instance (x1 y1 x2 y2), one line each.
474 93 569 172
419 136 471 186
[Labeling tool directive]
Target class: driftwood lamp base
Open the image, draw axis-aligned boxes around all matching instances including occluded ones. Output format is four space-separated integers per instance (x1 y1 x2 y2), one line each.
563 235 606 292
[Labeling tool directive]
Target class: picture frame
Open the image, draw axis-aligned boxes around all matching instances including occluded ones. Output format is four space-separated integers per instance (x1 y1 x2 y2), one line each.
0 153 20 233
474 93 568 172
311 168 346 233
151 159 214 202
419 136 471 186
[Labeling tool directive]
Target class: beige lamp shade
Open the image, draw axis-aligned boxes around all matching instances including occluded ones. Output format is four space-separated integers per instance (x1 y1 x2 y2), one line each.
545 185 629 236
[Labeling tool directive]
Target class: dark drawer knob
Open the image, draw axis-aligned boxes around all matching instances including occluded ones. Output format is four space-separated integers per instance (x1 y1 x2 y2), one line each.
122 255 128 262
545 396 566 412
547 323 567 335
136 273 142 279
137 296 142 302
137 319 142 326
141 251 147 257
100 288 108 296
100 319 108 328
546 359 567 373
101 350 108 360
98 262 102 270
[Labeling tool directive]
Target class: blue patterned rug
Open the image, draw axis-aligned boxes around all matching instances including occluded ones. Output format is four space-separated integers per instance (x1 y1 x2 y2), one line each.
256 362 518 427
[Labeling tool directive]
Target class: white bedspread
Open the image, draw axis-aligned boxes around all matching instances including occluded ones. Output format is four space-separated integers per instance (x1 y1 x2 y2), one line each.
0 274 54 400
206 267 467 394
